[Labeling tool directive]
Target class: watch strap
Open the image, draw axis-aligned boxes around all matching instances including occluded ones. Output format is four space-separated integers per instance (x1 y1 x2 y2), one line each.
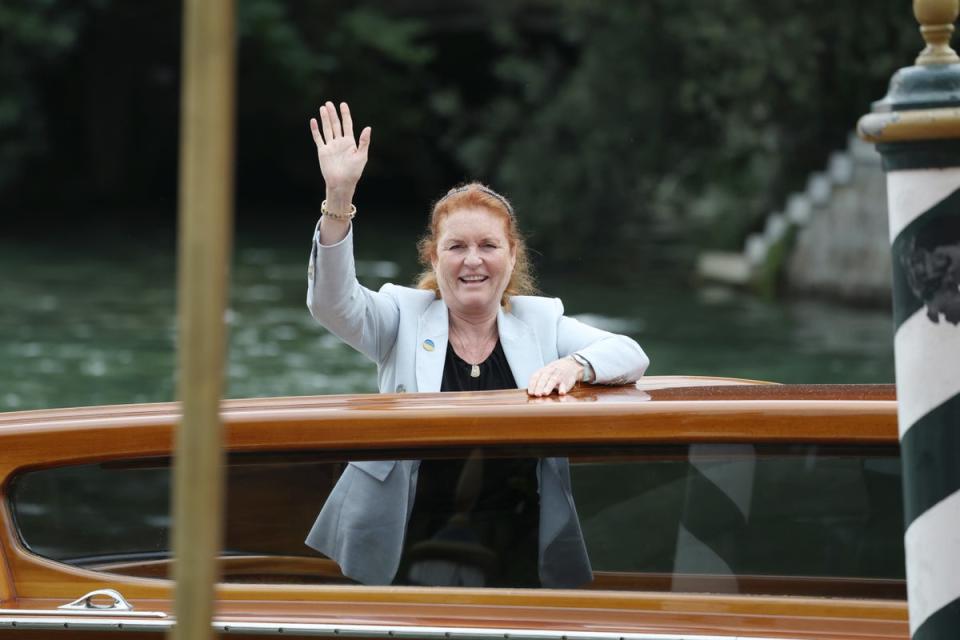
570 353 595 383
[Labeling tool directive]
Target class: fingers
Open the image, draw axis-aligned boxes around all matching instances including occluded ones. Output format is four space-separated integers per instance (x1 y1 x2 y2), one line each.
309 118 324 147
526 360 578 397
526 369 543 396
317 102 364 148
357 126 372 156
534 369 555 396
326 101 343 138
540 373 562 396
340 102 354 140
319 104 334 142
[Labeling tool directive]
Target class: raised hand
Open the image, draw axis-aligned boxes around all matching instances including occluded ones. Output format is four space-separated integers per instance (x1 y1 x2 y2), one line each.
309 101 371 196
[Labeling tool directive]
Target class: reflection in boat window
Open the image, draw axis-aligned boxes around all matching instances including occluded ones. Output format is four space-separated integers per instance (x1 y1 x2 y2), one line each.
8 445 904 597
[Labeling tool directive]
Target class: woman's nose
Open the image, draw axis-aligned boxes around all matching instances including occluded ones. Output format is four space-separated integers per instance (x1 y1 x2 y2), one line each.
465 248 482 266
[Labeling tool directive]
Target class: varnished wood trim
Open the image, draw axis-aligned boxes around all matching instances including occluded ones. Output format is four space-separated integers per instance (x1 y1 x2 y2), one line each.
86 558 906 601
0 378 895 427
91 556 349 582
4 525 911 617
0 539 13 606
588 571 905 600
0 400 898 477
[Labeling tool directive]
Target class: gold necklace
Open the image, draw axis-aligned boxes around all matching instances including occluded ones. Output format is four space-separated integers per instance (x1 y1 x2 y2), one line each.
449 327 497 378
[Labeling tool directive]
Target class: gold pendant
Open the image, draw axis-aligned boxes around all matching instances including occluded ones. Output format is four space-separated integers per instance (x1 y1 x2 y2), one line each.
470 364 480 378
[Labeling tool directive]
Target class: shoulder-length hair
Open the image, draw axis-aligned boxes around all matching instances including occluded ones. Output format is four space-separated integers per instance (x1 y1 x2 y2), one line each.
415 182 536 307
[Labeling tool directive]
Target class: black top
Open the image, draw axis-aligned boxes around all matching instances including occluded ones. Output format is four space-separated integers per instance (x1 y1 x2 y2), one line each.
440 338 516 392
395 340 541 588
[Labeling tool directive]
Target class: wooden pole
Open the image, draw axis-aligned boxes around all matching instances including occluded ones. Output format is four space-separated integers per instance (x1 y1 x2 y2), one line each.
171 1 236 639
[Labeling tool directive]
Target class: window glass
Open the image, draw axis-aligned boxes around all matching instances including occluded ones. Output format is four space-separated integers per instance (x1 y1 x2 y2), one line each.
9 444 904 597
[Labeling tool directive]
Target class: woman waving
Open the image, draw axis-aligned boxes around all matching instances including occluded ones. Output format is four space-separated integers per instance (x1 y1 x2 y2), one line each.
305 101 649 588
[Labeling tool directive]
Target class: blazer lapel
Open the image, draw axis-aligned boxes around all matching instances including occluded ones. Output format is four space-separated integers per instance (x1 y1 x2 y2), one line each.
498 308 543 389
415 299 449 392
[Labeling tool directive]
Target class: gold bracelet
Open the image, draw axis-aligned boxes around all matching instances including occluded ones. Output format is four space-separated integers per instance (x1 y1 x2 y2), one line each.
321 199 357 221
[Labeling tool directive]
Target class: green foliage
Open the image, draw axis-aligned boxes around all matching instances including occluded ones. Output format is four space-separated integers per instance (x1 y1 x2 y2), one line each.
1 0 930 271
339 8 433 67
238 0 335 85
0 0 107 190
236 1 432 84
235 1 440 198
443 0 919 265
2 1 438 204
753 226 797 300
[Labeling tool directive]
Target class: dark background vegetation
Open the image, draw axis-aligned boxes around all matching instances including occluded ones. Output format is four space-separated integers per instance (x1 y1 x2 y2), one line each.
2 0 919 270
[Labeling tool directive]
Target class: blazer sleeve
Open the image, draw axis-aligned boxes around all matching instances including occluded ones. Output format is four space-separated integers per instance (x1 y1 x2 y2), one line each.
306 222 400 364
553 298 649 385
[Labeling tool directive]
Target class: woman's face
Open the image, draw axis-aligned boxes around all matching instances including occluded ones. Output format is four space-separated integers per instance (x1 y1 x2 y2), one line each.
432 207 517 318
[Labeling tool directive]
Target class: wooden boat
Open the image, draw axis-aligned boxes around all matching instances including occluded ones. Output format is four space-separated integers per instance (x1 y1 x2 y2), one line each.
0 376 907 638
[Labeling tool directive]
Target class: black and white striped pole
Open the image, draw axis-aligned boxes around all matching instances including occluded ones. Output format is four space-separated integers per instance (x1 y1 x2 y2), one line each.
858 1 960 638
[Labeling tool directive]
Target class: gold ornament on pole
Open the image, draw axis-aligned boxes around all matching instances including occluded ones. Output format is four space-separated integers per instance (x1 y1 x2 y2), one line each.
858 1 960 142
914 0 960 64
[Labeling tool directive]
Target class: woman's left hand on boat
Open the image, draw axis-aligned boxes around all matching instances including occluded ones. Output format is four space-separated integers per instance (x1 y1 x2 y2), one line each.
527 357 584 397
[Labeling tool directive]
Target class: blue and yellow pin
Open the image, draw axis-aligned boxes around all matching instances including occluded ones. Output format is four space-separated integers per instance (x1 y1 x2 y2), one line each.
422 339 435 352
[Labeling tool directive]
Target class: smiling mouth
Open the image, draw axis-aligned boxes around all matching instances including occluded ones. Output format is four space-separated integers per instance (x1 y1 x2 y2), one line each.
459 276 489 284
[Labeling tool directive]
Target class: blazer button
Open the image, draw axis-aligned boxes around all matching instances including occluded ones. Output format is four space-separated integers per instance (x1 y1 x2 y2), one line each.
395 384 406 393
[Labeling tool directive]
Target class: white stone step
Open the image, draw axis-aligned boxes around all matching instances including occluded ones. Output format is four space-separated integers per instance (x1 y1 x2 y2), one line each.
696 252 752 285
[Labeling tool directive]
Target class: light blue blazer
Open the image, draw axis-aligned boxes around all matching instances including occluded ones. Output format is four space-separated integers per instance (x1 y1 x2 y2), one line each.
303 224 649 587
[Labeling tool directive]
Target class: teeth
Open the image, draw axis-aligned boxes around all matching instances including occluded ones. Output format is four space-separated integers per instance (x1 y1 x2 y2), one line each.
461 276 486 281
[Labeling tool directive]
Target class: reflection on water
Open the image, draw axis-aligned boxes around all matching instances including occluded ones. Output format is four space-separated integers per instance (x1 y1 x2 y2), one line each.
0 226 894 412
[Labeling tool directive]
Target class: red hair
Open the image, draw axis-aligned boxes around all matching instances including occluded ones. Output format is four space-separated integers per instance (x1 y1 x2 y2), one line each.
416 182 536 307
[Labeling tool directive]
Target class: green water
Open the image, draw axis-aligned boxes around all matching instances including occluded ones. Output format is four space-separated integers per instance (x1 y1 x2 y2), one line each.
0 223 895 412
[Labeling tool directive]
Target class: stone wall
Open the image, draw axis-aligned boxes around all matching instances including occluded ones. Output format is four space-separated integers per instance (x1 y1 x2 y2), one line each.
785 135 891 305
696 134 891 306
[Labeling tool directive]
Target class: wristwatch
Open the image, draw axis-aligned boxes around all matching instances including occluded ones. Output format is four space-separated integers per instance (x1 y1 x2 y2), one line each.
569 353 595 383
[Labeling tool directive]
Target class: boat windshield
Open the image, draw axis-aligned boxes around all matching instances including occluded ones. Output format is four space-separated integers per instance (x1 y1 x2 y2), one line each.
9 444 904 598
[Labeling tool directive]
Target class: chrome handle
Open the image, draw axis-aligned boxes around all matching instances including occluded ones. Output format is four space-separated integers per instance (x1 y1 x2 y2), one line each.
58 589 134 612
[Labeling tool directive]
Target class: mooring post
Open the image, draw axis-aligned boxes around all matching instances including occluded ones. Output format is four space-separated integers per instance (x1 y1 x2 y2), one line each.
858 1 960 638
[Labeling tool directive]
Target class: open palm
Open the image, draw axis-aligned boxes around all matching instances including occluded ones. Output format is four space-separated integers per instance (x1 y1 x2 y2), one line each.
310 101 371 192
